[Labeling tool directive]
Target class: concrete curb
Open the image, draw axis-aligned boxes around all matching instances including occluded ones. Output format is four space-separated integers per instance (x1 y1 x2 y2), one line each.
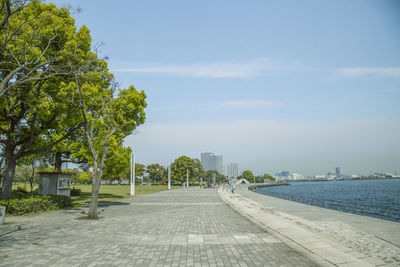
218 186 376 267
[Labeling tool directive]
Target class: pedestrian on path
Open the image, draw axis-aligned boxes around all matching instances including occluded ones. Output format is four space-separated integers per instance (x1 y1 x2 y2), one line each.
232 184 236 193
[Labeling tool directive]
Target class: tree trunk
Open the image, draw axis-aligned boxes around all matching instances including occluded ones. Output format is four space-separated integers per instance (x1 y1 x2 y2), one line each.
87 170 102 219
29 163 35 192
55 151 62 172
1 156 16 199
1 142 17 199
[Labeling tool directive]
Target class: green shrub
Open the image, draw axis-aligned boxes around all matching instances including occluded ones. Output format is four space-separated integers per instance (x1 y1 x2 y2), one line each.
49 195 72 208
70 187 81 196
11 188 30 199
0 195 72 215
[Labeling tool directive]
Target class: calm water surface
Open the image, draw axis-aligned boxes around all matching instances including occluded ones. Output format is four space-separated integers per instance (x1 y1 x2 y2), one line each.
255 179 400 222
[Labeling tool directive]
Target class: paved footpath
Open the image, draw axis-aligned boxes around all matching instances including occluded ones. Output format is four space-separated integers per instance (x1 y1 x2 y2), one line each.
0 187 319 267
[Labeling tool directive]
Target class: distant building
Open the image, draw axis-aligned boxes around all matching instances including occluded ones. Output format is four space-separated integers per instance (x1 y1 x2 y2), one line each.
201 152 214 171
288 173 304 180
336 167 341 178
222 165 227 176
227 163 239 178
276 171 290 177
215 155 223 174
200 152 224 174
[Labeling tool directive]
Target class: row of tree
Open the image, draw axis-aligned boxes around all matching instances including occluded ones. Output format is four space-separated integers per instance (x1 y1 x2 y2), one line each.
13 159 276 189
112 156 275 186
0 1 147 218
107 156 228 186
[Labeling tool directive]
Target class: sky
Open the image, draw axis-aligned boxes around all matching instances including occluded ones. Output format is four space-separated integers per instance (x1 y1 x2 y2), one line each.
52 0 400 176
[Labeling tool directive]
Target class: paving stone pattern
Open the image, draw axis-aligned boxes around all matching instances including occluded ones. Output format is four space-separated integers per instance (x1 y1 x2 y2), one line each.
315 221 400 265
0 188 318 266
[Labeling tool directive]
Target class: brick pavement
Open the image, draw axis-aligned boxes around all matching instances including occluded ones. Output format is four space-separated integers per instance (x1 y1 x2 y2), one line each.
0 188 319 266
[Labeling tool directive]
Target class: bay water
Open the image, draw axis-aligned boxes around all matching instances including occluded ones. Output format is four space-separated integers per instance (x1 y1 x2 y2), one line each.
254 179 400 222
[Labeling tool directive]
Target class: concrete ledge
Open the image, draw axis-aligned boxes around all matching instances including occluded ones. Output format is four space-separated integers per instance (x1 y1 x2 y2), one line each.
247 182 290 191
218 186 378 267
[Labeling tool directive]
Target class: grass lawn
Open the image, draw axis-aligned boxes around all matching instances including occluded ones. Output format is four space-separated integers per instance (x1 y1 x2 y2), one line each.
12 183 180 207
71 184 180 206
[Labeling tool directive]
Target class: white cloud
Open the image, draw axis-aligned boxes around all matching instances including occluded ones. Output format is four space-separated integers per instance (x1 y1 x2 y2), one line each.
214 100 282 108
113 57 287 78
338 67 400 77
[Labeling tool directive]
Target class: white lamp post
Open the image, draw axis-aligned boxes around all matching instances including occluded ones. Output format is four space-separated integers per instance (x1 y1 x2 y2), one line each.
168 164 171 190
130 151 135 196
186 168 189 187
213 173 216 187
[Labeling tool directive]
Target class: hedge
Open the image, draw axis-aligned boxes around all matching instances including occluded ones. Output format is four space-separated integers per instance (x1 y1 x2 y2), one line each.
0 194 72 216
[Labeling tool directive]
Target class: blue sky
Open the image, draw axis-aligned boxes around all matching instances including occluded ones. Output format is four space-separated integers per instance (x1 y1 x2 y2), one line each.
53 0 400 176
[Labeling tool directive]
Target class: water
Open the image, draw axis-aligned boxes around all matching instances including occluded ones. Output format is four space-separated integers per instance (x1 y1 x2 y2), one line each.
254 179 400 222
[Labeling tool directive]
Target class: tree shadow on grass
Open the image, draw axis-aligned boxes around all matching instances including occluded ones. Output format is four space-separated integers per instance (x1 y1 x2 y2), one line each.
71 192 128 207
98 201 130 207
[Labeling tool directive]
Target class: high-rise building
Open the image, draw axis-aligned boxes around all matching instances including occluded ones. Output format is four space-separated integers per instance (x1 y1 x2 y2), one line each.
336 167 341 178
227 163 239 178
215 155 223 174
222 165 227 176
201 152 214 171
200 152 224 174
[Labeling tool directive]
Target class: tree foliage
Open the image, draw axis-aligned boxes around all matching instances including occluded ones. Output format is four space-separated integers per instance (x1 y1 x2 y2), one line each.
77 171 91 184
146 163 166 184
262 173 275 181
0 2 90 198
70 50 146 218
171 156 204 185
0 2 148 223
135 163 145 178
241 170 255 183
204 170 227 186
102 146 131 183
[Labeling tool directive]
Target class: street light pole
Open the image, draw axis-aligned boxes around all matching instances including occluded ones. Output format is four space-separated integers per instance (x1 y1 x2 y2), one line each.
213 173 216 187
186 168 189 187
168 164 171 190
130 151 135 196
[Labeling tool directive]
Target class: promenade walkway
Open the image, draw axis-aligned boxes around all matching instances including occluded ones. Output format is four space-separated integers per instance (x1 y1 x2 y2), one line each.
0 187 318 267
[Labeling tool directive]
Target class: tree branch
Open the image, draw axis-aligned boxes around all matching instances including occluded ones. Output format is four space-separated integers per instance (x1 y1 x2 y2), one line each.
19 123 83 158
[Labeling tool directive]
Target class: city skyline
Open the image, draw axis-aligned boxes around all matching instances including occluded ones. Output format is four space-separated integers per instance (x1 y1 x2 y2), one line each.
52 0 400 176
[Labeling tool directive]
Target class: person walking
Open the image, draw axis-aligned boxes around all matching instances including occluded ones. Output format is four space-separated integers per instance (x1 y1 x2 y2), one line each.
232 184 236 193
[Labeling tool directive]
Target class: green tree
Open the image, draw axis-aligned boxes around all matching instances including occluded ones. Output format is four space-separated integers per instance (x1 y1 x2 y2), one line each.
146 164 166 184
77 171 91 184
135 163 145 178
0 2 91 198
242 170 255 183
262 173 276 182
16 153 45 192
203 170 227 186
74 64 147 218
119 162 145 184
0 1 33 66
171 156 204 185
102 146 132 184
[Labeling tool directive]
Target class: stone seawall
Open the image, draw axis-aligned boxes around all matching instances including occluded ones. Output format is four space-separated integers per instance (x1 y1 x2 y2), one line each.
247 182 290 191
